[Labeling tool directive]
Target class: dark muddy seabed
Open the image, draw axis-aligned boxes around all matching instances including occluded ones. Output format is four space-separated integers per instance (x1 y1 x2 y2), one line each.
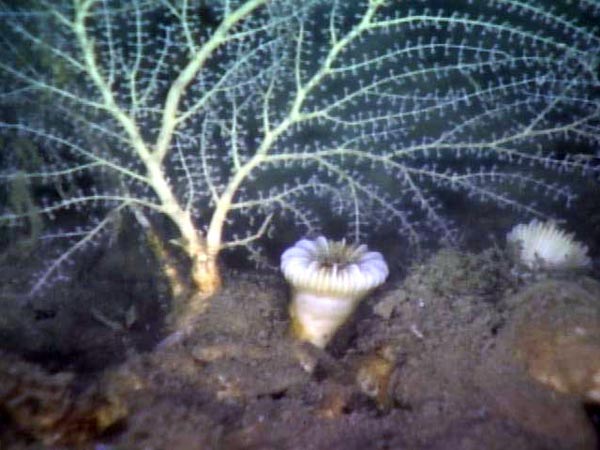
1 237 600 450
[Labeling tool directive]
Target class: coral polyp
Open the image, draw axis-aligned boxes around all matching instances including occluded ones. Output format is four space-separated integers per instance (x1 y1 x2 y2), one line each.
281 236 388 348
507 220 590 271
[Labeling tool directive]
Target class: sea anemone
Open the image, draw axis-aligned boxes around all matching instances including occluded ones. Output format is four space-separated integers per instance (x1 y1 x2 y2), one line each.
280 236 388 348
506 220 591 271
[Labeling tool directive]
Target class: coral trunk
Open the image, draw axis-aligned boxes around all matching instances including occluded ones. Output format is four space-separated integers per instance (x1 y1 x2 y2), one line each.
191 254 222 297
166 253 221 330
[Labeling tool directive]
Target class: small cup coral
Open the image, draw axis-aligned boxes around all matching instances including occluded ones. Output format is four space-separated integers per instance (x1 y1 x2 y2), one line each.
280 236 388 348
506 220 591 271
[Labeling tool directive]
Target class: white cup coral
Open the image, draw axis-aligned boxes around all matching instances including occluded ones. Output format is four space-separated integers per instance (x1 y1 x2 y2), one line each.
280 236 389 348
506 220 591 271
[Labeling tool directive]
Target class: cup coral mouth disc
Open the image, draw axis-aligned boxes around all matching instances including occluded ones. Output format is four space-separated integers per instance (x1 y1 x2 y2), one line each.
506 220 591 271
281 236 388 348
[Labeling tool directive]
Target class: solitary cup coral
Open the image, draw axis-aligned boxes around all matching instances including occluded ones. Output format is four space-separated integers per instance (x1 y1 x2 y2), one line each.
506 220 591 271
280 236 389 348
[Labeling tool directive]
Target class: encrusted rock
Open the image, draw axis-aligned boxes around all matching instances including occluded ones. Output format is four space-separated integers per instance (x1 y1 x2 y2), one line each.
0 351 126 445
355 344 397 410
510 278 600 403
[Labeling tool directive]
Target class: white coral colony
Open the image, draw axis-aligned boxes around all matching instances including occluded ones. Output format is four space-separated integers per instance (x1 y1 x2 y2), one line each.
280 236 389 348
506 220 591 271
